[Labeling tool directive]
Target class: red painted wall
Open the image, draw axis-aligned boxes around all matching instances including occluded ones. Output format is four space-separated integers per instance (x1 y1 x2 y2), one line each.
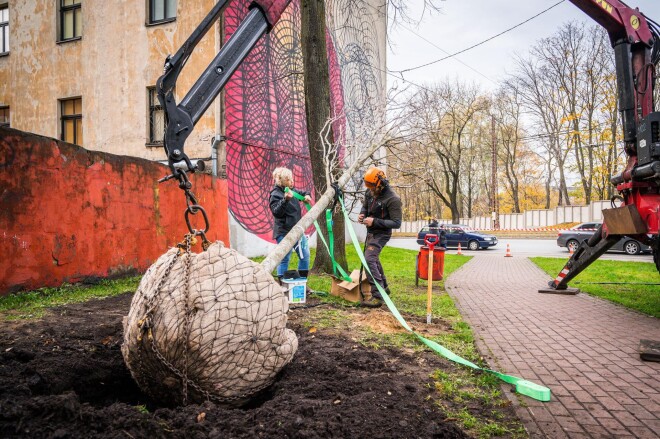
0 127 230 295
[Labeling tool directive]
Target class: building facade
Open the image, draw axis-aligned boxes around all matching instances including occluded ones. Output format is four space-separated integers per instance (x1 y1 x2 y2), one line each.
1 0 388 255
0 0 220 161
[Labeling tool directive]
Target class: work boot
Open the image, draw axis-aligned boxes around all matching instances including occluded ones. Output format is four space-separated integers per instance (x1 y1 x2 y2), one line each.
361 295 383 308
384 286 392 297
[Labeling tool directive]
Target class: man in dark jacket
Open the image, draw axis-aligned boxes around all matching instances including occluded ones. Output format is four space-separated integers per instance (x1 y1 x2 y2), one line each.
358 167 402 307
269 167 311 282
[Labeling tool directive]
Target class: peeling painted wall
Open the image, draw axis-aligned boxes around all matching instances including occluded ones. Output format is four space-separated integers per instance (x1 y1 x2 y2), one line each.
0 127 229 295
0 0 219 161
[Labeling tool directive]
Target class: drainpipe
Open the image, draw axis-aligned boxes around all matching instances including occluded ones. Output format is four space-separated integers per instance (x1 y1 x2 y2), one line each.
211 135 226 177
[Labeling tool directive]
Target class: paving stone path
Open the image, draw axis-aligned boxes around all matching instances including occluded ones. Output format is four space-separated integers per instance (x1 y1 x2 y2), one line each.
445 254 659 438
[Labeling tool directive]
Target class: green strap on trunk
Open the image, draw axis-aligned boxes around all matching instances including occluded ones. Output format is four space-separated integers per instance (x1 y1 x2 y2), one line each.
336 194 551 402
285 188 352 282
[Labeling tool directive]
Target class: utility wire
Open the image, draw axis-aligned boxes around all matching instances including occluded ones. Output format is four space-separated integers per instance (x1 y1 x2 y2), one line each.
397 0 566 74
393 21 498 85
362 1 497 85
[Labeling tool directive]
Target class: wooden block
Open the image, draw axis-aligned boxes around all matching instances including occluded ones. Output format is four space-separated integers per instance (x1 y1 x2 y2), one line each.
537 287 579 295
639 339 660 362
602 205 647 235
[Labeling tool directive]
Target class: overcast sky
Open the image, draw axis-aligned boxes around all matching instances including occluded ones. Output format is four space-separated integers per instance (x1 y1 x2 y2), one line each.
387 0 660 92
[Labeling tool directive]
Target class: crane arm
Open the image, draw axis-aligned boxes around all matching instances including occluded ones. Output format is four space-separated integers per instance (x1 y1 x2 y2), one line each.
568 0 653 44
544 0 660 290
157 0 291 175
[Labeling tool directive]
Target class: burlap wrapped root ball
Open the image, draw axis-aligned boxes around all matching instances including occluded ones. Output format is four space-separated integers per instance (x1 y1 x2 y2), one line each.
122 241 298 405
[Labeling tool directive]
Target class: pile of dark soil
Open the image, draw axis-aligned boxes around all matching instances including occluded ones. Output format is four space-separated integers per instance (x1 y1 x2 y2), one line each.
0 293 474 438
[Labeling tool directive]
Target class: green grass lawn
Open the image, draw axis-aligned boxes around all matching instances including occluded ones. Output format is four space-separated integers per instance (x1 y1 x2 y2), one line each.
531 257 660 318
0 277 141 320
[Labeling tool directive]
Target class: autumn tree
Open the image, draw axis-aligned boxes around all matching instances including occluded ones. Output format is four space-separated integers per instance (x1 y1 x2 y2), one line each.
397 80 488 223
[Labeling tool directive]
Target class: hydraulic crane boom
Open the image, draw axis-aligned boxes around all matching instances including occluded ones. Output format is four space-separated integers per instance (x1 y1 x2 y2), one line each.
544 0 660 291
155 0 291 239
158 0 290 174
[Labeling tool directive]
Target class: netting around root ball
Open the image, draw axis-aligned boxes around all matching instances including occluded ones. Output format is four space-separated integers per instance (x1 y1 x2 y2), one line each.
122 241 298 406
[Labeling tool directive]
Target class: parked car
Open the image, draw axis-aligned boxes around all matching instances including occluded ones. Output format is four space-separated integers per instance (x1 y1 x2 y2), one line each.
417 224 498 250
556 222 651 255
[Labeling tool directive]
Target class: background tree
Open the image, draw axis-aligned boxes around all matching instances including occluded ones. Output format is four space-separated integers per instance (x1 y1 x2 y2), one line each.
514 55 572 206
397 80 488 223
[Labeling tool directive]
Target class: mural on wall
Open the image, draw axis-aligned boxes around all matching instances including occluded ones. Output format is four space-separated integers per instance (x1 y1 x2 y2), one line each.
224 0 386 242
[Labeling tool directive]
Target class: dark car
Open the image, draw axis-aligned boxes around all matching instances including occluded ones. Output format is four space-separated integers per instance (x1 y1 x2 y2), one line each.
417 224 498 250
556 222 651 255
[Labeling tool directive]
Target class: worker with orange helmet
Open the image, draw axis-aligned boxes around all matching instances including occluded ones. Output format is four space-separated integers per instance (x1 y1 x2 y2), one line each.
357 166 402 307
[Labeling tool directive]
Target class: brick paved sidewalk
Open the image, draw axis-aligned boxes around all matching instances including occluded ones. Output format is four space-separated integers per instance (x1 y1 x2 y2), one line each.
445 255 660 438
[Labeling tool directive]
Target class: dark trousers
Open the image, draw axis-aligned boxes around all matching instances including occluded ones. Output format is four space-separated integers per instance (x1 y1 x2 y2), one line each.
364 233 390 299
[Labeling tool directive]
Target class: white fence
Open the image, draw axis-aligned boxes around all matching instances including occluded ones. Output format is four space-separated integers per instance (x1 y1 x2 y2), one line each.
399 200 612 231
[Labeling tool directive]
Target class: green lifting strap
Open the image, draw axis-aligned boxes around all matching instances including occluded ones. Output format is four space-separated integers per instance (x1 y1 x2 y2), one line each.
336 194 551 402
284 188 352 282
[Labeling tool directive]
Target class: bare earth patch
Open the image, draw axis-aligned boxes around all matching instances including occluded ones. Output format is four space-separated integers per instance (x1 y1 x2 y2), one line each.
0 293 520 438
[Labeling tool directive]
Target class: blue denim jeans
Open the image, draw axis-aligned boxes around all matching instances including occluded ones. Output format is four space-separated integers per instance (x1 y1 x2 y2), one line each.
276 234 310 277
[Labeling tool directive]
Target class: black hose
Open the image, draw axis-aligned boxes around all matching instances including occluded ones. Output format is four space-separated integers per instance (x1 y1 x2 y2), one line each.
573 282 660 285
289 302 329 310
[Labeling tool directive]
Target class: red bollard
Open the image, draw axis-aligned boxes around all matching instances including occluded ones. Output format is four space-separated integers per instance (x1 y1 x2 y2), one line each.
422 234 445 324
417 242 446 283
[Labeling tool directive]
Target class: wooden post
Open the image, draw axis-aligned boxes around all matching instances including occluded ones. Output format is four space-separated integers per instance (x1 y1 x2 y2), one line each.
426 245 434 324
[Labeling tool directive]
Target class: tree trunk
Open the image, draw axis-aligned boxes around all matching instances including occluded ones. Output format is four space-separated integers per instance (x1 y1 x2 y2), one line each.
300 0 347 275
545 159 552 210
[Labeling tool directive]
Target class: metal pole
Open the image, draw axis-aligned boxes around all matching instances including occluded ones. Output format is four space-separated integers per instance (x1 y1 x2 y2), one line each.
491 115 499 230
426 245 433 324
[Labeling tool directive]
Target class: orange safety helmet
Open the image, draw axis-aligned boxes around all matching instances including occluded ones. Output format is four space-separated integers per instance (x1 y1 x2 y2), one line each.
363 167 386 189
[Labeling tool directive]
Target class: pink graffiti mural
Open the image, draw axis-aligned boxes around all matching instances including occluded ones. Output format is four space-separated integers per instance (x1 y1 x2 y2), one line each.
225 1 384 242
224 1 346 242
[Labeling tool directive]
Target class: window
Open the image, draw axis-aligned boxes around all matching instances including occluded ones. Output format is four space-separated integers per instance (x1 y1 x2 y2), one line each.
148 87 165 144
149 0 176 24
0 106 9 127
60 0 81 41
61 98 82 145
0 5 8 54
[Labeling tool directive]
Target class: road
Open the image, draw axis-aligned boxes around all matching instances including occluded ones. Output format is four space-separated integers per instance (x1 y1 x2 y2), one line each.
389 237 655 263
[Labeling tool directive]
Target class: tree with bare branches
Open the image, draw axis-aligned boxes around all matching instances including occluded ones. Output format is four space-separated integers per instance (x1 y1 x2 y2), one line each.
396 80 488 223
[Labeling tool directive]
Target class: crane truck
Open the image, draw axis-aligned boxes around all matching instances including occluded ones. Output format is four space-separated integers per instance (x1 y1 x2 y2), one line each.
542 0 660 293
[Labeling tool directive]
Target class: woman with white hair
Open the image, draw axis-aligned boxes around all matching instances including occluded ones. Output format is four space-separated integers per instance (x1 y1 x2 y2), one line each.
269 167 312 282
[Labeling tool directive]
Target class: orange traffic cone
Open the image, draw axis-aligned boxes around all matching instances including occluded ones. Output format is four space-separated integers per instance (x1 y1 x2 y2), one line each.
457 243 463 255
569 246 574 256
504 243 513 257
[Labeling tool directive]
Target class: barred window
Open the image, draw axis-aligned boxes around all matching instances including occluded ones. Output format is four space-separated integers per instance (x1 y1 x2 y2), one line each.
148 87 165 145
61 98 82 146
0 106 9 127
60 0 81 41
0 5 8 54
149 0 176 24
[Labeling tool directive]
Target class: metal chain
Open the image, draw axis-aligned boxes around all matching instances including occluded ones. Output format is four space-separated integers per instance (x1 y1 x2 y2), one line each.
181 234 193 405
137 248 181 341
158 167 212 249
